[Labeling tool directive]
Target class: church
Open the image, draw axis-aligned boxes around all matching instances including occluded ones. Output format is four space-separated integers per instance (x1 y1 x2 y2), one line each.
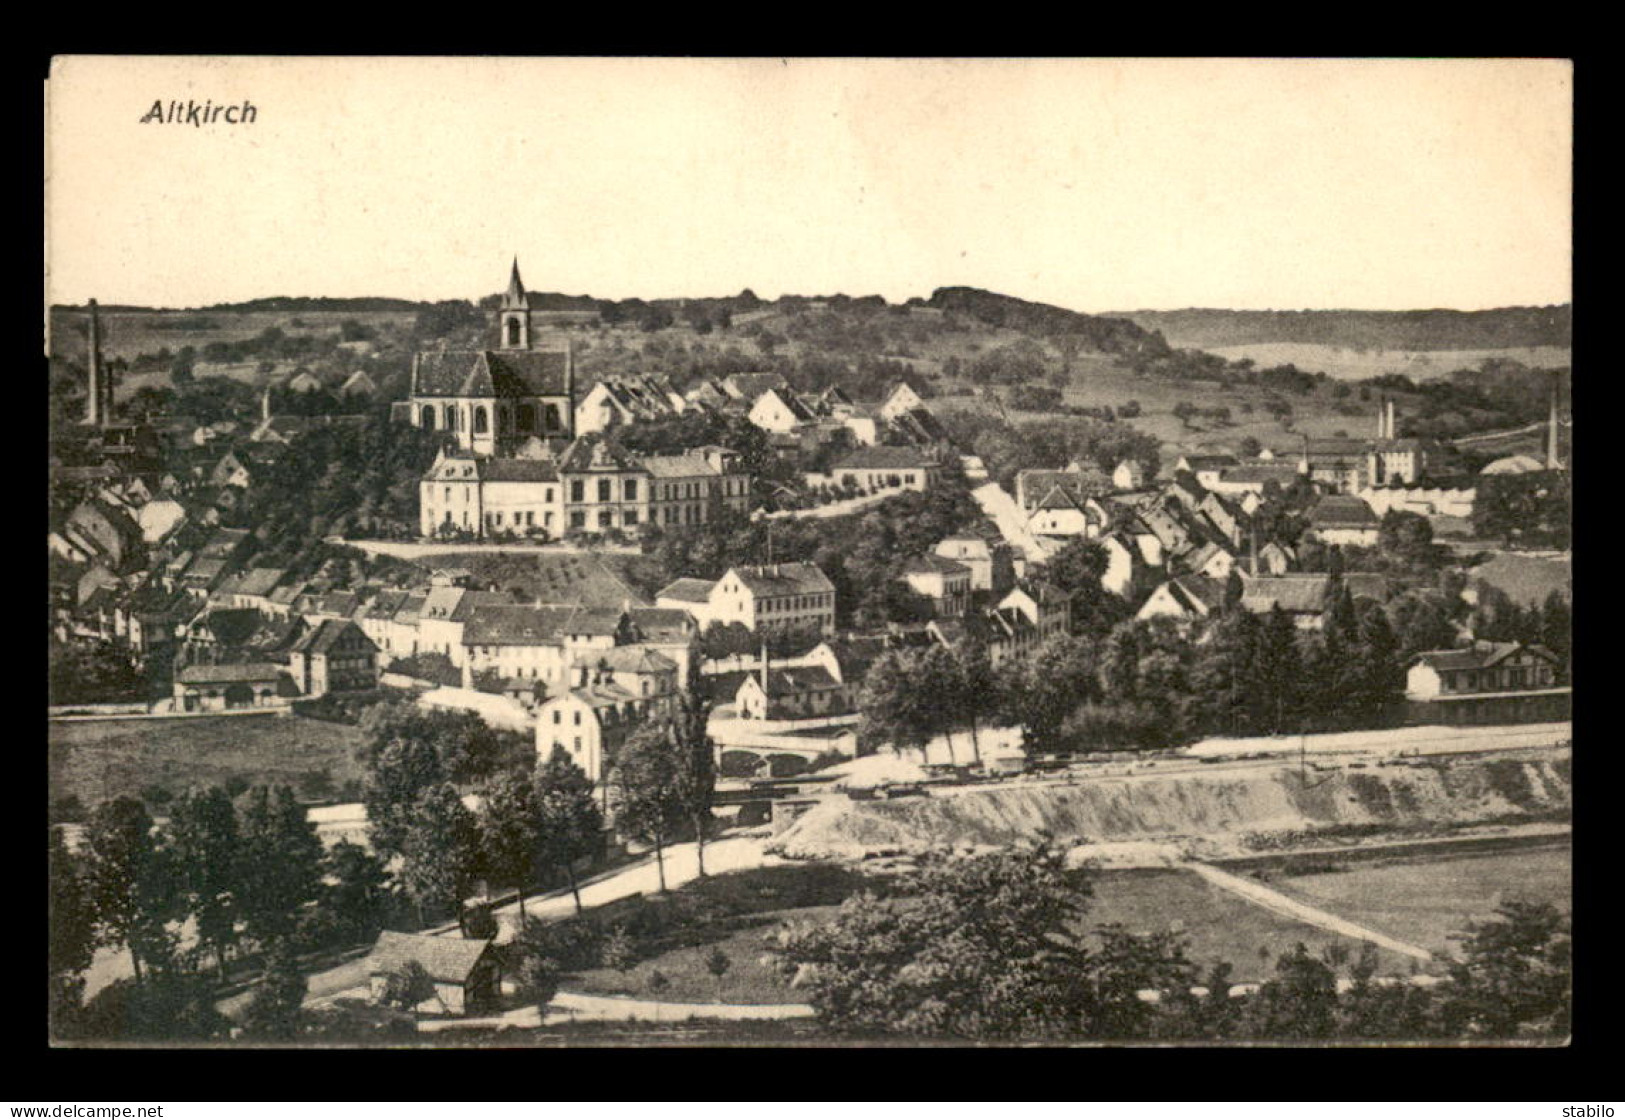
402 261 577 455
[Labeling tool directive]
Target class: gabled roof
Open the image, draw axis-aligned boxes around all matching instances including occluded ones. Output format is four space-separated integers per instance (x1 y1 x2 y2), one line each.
656 577 715 604
413 349 572 398
1239 574 1330 615
290 618 373 656
366 930 493 985
722 372 789 401
1309 494 1381 528
739 665 843 698
727 562 835 597
1411 641 1558 672
1160 575 1225 615
900 554 972 577
175 662 290 685
891 407 949 444
642 454 721 479
557 435 645 473
834 445 938 471
589 646 678 674
628 607 696 638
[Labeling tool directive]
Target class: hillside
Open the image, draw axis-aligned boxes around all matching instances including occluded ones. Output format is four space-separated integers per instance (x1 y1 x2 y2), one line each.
1110 306 1572 353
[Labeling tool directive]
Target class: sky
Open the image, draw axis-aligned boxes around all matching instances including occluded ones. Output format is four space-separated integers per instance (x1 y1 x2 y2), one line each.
46 57 1572 313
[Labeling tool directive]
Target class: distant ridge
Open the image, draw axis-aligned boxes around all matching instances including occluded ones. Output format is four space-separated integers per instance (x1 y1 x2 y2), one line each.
1106 306 1571 352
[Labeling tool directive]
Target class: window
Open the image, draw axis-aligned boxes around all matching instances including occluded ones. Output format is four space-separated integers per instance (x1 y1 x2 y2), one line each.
553 711 560 724
573 711 581 726
598 510 613 528
420 407 436 430
570 511 585 528
517 404 536 432
506 317 521 347
598 479 612 503
624 479 638 501
571 480 584 502
625 511 639 525
473 406 489 434
545 404 561 431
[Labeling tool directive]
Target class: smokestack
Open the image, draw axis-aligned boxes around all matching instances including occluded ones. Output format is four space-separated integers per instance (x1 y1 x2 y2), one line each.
262 385 272 424
1376 393 1385 440
85 299 103 426
1387 400 1396 441
1547 374 1561 470
760 640 770 698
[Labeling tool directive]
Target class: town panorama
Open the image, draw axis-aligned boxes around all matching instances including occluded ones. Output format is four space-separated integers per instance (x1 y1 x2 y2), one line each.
47 261 1572 1046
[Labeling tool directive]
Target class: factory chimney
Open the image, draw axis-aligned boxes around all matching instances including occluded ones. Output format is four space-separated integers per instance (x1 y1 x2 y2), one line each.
1547 373 1562 470
85 299 104 426
1376 394 1386 440
1386 399 1397 441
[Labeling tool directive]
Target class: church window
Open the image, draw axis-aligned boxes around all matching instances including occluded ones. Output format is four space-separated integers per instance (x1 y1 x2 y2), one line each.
545 404 561 431
506 317 522 347
473 407 489 434
517 404 536 432
420 407 436 430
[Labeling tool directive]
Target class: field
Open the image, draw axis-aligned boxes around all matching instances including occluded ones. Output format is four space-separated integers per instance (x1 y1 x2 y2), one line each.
48 713 364 809
562 861 1423 1004
1269 843 1571 957
1202 344 1571 382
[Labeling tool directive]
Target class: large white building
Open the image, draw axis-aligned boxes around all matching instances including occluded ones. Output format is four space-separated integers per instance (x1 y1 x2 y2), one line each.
657 562 837 637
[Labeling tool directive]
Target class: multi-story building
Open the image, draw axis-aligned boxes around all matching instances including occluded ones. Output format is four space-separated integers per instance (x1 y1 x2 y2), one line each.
657 562 837 637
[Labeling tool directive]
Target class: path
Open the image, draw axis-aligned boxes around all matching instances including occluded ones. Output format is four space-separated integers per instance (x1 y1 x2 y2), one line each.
970 481 1051 563
761 491 896 520
1185 862 1434 962
335 538 638 559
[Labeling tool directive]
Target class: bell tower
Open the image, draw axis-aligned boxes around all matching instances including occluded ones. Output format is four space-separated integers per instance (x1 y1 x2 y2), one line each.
499 257 531 351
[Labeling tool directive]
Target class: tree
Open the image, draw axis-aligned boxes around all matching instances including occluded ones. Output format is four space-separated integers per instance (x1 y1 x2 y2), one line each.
666 685 719 878
476 771 541 916
235 786 324 946
1254 605 1303 734
773 842 1101 1038
240 938 309 1041
80 796 178 983
1038 539 1126 637
610 726 685 894
705 947 732 992
1248 944 1340 1040
166 786 241 979
1539 591 1572 683
1438 901 1571 1038
512 950 561 1016
378 960 437 1016
534 747 603 915
997 634 1101 756
49 828 97 1033
397 783 479 930
322 840 393 947
600 926 639 975
856 647 937 759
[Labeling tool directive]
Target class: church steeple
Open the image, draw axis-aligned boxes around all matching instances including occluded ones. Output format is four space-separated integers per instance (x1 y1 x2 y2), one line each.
499 257 531 350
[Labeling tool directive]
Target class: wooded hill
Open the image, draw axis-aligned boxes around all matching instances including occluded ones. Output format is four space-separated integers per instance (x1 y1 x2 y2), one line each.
1109 306 1572 352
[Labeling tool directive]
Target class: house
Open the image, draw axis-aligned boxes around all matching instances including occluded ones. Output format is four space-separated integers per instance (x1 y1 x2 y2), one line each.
214 566 287 614
1256 540 1295 576
1406 641 1561 700
287 619 379 697
574 374 684 435
1237 573 1390 629
734 663 850 721
999 579 1070 640
1209 462 1306 497
933 535 1014 593
660 563 837 637
721 372 790 404
341 370 378 399
365 931 501 1017
172 662 298 712
1026 485 1096 539
535 649 680 785
888 407 952 451
1359 483 1476 520
877 380 926 422
1481 454 1546 475
1112 460 1149 491
1181 539 1237 580
1175 454 1239 490
1305 494 1382 547
747 387 818 434
828 446 942 493
1014 464 1112 512
1100 530 1160 597
136 498 187 545
1136 575 1225 624
898 554 972 617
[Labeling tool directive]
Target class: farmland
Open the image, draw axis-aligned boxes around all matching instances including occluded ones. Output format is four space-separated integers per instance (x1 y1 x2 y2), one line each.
48 712 364 809
1267 842 1571 957
1202 343 1571 383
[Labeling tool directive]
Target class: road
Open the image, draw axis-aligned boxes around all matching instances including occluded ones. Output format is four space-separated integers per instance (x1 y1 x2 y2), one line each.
970 481 1052 563
333 538 639 559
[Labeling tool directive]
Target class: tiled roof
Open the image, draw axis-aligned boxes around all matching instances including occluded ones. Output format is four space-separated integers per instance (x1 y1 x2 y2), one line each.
834 445 938 471
366 930 493 985
481 459 561 483
628 607 696 637
1468 554 1571 610
656 578 715 604
1412 641 1557 672
290 618 372 656
175 662 289 684
642 455 721 479
1182 455 1239 471
1309 495 1381 528
588 646 677 674
742 665 843 697
729 562 836 597
1167 575 1226 614
900 554 972 577
414 349 571 398
1240 575 1329 615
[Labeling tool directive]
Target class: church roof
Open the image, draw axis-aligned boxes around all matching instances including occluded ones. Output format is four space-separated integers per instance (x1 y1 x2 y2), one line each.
414 349 571 398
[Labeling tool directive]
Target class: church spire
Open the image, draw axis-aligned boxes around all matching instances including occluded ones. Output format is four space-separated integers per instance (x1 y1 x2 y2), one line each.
503 257 526 310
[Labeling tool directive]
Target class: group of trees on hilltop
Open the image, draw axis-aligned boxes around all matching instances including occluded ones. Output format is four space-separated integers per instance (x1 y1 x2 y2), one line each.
772 841 1570 1042
939 411 1161 488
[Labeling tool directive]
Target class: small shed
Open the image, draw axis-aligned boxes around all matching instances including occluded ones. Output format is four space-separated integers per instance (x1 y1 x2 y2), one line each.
365 931 501 1017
